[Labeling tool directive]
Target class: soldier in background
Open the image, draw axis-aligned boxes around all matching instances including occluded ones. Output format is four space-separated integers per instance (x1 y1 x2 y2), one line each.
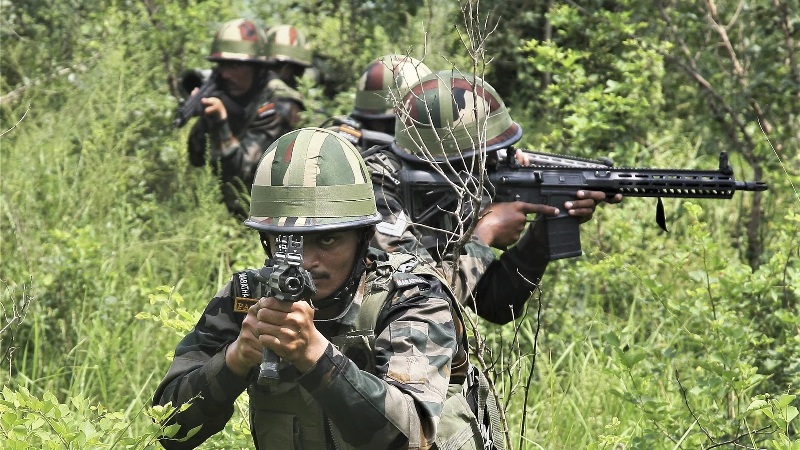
261 24 312 137
360 71 623 448
365 71 622 324
326 54 432 151
153 128 461 449
186 18 276 218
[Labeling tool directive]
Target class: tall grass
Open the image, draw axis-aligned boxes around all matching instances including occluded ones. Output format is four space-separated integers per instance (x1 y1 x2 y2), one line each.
1 6 798 449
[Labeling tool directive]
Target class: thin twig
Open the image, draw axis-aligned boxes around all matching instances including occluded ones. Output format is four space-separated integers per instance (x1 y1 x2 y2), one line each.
0 103 31 137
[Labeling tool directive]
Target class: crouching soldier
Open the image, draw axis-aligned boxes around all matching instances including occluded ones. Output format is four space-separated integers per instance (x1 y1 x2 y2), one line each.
153 128 463 449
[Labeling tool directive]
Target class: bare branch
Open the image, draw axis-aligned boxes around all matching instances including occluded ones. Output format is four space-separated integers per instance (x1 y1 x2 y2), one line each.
703 0 773 134
0 103 31 137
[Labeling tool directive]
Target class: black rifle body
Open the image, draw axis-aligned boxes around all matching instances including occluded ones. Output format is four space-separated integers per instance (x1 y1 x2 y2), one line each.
400 152 768 260
258 234 316 385
172 69 218 129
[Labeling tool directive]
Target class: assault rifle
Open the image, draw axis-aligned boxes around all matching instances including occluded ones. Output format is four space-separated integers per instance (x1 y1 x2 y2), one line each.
258 234 316 386
172 68 219 129
400 151 768 261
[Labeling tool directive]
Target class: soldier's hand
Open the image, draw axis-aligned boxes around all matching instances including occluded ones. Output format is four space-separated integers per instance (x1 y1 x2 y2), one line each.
201 96 228 121
514 151 532 166
565 190 624 224
474 201 559 248
225 301 270 377
254 297 328 373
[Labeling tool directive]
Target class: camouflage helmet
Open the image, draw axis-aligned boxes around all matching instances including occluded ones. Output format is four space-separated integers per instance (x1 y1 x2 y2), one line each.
393 70 522 163
352 55 433 120
207 19 269 64
264 24 313 67
245 128 381 233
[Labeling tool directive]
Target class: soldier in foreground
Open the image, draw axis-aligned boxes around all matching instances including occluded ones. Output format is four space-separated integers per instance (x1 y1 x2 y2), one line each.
153 128 460 449
186 18 277 218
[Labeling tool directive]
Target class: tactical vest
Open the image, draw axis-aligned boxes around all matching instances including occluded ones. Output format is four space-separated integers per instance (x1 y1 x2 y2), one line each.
236 253 499 450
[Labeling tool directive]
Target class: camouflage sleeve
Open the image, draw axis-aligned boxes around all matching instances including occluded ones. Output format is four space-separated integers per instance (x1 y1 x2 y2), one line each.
152 282 251 450
297 279 456 449
258 78 304 138
213 108 275 187
436 235 497 309
250 97 302 142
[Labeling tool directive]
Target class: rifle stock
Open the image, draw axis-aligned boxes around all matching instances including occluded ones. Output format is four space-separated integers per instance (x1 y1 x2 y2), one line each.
400 152 768 261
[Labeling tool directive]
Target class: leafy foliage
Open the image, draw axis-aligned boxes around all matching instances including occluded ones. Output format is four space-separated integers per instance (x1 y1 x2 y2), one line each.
0 0 797 448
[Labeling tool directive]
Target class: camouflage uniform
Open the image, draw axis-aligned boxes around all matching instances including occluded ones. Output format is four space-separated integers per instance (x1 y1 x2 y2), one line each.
187 19 276 217
364 146 549 325
261 25 311 137
187 87 275 217
367 70 551 324
152 248 459 449
154 128 465 450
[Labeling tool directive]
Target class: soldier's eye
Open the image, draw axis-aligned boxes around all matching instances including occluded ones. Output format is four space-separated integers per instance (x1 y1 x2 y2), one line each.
318 235 337 247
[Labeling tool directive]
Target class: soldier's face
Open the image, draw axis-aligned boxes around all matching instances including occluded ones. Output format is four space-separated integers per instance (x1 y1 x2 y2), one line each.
217 61 255 98
268 230 361 300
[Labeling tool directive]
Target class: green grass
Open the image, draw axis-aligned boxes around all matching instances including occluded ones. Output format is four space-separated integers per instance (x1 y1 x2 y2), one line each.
1 12 798 450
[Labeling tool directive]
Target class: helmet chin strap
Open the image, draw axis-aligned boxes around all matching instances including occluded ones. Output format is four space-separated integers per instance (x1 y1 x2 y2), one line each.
327 227 373 298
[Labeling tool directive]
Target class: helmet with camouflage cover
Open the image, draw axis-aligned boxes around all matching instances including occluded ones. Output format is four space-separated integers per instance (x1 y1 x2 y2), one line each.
393 70 522 163
352 55 433 120
207 19 269 64
245 128 381 233
264 24 313 68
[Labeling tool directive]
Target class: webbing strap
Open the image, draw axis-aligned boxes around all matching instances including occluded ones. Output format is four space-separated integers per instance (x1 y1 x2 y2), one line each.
250 184 375 217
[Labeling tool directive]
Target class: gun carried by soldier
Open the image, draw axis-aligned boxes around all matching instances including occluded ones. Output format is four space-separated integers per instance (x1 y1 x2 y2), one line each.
258 234 316 385
172 68 219 129
400 151 768 261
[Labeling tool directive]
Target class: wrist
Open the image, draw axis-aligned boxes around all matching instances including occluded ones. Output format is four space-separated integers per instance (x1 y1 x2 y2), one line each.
473 224 496 248
224 341 251 378
293 331 329 374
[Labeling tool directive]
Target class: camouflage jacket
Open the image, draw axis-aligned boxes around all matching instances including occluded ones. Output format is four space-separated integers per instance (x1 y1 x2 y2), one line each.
152 248 458 450
187 81 275 190
264 75 305 140
267 75 305 133
363 145 550 324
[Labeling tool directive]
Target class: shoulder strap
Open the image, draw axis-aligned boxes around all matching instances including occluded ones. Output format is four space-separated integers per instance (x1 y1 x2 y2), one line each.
352 257 395 331
354 252 455 331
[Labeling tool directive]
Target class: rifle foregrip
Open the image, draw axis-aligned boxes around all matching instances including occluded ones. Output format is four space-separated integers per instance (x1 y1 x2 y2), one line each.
542 215 583 260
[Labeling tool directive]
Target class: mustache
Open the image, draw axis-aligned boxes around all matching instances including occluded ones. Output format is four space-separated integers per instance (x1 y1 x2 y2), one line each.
309 271 329 281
